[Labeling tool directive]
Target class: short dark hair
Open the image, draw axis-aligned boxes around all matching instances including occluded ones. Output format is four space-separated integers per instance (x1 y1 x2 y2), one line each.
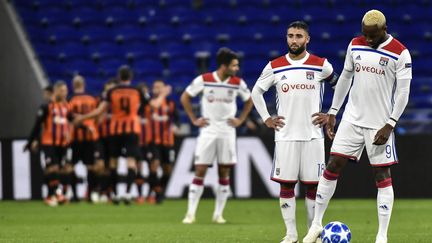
43 85 53 93
216 47 238 67
53 80 67 89
136 82 148 90
117 65 133 81
287 21 309 34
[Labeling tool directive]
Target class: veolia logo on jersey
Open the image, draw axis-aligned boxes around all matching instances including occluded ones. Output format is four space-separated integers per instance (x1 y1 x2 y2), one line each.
281 83 315 93
355 63 386 75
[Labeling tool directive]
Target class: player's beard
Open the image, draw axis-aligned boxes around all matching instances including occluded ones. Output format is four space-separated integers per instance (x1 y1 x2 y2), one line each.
288 44 306 56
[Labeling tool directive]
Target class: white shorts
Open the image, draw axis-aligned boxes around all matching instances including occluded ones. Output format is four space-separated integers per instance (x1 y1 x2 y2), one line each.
271 138 325 184
330 120 398 167
194 135 237 166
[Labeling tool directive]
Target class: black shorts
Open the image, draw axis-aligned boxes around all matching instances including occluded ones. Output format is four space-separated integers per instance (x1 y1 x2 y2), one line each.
99 137 110 162
150 144 176 164
41 146 67 166
71 141 103 165
108 134 140 158
139 145 154 163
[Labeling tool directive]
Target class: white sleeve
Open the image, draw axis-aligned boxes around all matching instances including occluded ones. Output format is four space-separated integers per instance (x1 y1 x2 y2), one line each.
251 85 271 122
185 76 204 97
327 68 354 115
238 79 251 101
255 62 276 91
321 59 334 80
396 49 412 80
343 42 354 72
387 78 411 127
321 59 338 88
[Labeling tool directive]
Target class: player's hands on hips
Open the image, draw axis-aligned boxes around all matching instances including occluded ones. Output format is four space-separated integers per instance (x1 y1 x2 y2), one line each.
373 124 393 145
326 114 337 140
312 112 329 127
228 117 243 128
192 117 209 127
264 116 285 131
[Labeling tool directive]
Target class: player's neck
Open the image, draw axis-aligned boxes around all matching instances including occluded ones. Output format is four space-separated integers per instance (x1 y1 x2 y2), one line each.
288 50 307 60
216 69 230 81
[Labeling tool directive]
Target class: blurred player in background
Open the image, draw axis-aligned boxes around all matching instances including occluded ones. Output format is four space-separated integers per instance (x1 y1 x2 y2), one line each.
181 47 253 224
24 85 53 153
97 78 117 202
304 10 412 243
147 80 179 204
252 21 338 243
135 82 151 204
68 75 104 203
74 65 168 205
26 81 71 206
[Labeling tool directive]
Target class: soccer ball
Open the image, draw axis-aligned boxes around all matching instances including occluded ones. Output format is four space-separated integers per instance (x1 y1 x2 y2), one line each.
321 221 351 243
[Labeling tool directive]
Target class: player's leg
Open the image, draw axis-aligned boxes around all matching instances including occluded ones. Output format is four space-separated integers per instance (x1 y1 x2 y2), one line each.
212 136 237 224
373 166 393 243
272 141 300 242
212 164 231 224
42 147 61 206
183 135 216 224
301 138 325 229
365 130 398 243
124 133 141 204
160 146 175 192
135 152 146 204
107 135 120 202
279 183 298 243
304 121 364 243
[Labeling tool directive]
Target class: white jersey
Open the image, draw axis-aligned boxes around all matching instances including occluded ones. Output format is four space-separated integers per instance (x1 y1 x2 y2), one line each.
338 35 412 129
185 71 251 137
255 52 334 141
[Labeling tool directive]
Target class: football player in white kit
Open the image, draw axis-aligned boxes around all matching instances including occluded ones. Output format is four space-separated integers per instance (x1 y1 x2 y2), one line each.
180 47 253 224
303 10 412 243
251 21 338 243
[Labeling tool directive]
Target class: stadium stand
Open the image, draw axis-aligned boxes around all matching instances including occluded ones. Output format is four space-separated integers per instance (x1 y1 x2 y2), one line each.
11 0 432 133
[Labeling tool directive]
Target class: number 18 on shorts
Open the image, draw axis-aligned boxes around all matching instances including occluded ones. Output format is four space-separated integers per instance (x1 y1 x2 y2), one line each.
271 138 325 184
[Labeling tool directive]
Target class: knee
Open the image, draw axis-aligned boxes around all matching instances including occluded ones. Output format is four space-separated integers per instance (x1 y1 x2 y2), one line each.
374 167 391 184
326 156 348 173
305 184 318 200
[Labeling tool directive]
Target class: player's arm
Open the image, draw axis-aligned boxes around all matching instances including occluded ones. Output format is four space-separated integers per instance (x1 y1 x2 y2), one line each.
228 80 253 128
73 101 108 124
180 76 208 127
373 50 412 145
150 85 172 108
24 104 48 152
251 63 285 131
312 59 339 127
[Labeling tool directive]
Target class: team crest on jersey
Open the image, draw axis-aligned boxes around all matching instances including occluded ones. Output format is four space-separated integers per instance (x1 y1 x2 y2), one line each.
306 71 315 80
227 89 234 96
379 57 389 66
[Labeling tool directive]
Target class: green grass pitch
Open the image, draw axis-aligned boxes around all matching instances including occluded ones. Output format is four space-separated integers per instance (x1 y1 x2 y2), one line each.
0 199 431 242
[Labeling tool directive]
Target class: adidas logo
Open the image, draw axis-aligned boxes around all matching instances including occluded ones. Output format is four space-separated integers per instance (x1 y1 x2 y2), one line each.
379 205 389 210
281 75 287 80
356 55 361 60
281 203 290 209
316 194 323 199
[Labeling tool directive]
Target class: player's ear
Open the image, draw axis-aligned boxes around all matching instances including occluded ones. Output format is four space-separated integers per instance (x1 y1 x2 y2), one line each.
306 35 310 44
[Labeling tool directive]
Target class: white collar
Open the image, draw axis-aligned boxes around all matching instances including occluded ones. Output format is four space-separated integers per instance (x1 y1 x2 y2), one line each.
286 52 310 65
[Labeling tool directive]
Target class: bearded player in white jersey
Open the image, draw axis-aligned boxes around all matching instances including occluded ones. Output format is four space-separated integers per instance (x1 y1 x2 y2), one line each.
180 47 253 224
303 10 412 243
252 21 338 243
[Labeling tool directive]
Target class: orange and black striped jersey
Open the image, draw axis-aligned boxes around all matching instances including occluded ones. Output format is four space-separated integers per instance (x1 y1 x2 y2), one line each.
139 103 152 146
96 94 111 138
104 84 148 135
36 101 71 147
149 98 179 146
69 93 99 142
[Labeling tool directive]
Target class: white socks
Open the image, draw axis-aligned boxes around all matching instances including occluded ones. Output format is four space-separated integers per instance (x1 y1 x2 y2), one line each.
305 188 317 228
376 178 394 240
186 177 204 216
312 170 339 226
214 178 230 217
280 188 297 240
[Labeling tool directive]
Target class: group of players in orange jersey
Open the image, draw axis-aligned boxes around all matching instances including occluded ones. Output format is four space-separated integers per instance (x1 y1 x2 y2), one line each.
25 65 178 206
